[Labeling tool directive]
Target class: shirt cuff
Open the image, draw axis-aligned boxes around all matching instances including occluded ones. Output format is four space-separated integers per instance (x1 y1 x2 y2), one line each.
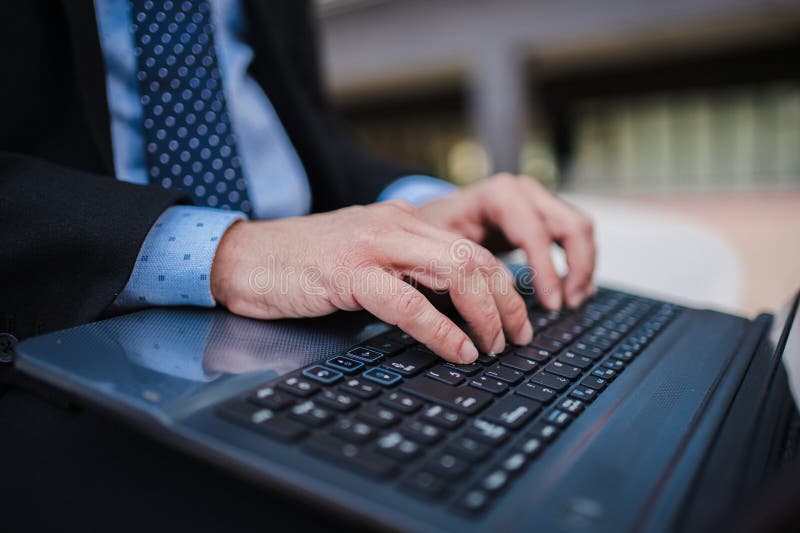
110 205 246 311
377 175 457 207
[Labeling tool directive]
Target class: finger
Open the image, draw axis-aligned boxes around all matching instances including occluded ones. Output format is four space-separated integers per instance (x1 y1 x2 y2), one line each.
352 266 479 363
520 179 596 308
410 263 505 354
397 221 533 346
481 184 563 310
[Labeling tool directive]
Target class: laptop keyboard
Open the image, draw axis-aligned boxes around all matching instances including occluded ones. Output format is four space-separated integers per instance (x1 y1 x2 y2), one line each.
217 288 679 515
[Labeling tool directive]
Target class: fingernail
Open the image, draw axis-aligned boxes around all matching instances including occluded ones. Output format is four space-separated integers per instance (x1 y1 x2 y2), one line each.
459 342 479 364
490 330 506 355
516 319 534 345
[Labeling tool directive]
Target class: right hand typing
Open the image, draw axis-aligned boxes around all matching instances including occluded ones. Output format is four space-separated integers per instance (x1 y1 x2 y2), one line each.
209 200 533 364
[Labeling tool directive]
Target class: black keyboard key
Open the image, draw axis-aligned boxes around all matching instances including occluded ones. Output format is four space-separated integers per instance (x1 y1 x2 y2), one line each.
302 365 343 385
558 397 585 414
476 352 499 365
500 451 528 476
516 382 557 404
426 365 465 386
456 489 490 514
444 362 482 376
569 386 598 403
530 337 564 353
277 375 320 397
558 352 593 369
289 400 335 427
356 404 400 428
528 421 559 442
482 395 541 430
484 366 524 385
545 409 572 428
384 329 417 346
592 368 617 381
248 385 294 410
376 431 422 461
479 468 510 493
362 367 403 386
316 389 359 412
399 419 443 445
325 355 365 375
330 418 378 444
446 436 491 462
339 377 381 399
603 359 626 372
511 346 552 363
380 391 423 414
581 375 608 391
305 434 398 479
499 354 538 374
426 452 471 481
581 335 614 350
596 327 624 341
382 348 437 376
400 471 447 500
529 313 551 328
365 337 406 356
529 372 570 391
403 378 493 414
611 348 636 362
347 346 386 364
516 435 544 457
569 343 605 359
546 360 582 380
420 405 464 429
555 322 586 335
218 401 307 442
542 330 575 344
469 376 508 395
466 419 510 445
563 315 595 329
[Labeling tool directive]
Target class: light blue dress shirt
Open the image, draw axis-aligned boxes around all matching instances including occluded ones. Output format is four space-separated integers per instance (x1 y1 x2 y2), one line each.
94 0 455 311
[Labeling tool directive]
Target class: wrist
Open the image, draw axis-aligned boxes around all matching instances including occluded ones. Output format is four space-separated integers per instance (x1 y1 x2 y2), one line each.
210 219 247 306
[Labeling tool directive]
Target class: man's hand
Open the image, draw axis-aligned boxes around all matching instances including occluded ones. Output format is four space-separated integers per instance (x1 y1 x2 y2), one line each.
210 200 533 363
419 173 596 310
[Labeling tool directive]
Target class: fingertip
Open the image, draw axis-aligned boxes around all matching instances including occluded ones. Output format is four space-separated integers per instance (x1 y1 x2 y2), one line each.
458 341 479 364
542 290 562 311
490 330 506 355
587 282 598 297
566 290 584 309
514 319 534 345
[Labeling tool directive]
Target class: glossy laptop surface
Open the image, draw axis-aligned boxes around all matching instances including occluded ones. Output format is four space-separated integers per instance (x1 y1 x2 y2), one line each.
13 287 796 532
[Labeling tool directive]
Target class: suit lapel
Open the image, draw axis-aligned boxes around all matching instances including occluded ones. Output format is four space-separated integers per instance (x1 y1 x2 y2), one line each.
59 0 115 176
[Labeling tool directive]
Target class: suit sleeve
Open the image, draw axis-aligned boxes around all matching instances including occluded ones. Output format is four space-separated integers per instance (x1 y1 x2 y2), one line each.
0 152 189 339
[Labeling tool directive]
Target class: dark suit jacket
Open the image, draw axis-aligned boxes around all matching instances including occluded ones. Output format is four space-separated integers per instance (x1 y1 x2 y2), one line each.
0 0 409 340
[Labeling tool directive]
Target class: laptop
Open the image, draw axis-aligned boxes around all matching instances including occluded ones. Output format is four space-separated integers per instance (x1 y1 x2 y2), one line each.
12 279 800 532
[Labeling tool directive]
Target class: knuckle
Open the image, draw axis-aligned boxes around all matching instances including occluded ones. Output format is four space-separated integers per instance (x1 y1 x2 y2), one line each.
430 317 456 344
383 198 417 215
575 213 594 236
491 173 517 188
397 287 426 317
473 246 496 268
452 242 494 274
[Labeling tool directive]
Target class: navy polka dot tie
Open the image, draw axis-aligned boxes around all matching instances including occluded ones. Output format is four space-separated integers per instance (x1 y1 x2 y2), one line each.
130 0 252 215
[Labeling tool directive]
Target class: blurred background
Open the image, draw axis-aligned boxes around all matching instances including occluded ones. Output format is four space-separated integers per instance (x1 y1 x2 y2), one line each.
315 0 800 316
